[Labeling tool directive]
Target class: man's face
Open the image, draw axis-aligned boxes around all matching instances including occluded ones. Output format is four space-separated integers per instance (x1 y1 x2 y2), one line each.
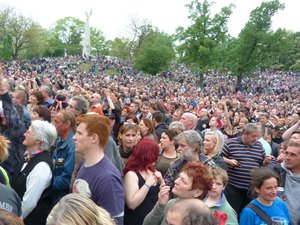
129 103 138 114
200 109 207 117
259 116 268 125
172 111 181 121
242 131 259 146
177 137 194 160
73 123 93 154
180 114 192 130
285 146 300 172
166 210 182 225
141 105 149 116
67 100 79 116
53 113 68 137
91 94 99 104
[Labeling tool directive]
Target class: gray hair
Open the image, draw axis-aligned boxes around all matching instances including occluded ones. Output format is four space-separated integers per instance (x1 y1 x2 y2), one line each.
176 130 203 153
31 120 57 151
169 121 185 133
243 123 259 134
72 95 89 115
41 85 53 97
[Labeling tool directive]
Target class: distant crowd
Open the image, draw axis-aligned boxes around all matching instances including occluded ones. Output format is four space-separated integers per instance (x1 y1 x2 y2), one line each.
0 55 299 225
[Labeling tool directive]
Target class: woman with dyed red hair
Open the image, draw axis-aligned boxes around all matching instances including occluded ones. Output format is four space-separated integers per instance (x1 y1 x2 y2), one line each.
143 162 213 225
123 138 162 225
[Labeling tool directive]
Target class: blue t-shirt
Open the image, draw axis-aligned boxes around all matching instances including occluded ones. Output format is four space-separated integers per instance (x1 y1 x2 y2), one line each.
73 155 125 217
240 198 291 225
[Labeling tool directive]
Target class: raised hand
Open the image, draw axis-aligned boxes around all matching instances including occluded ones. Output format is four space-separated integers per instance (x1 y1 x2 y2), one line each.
158 184 170 205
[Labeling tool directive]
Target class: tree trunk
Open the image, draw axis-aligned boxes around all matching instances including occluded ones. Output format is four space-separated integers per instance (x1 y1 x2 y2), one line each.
196 73 204 89
236 73 243 92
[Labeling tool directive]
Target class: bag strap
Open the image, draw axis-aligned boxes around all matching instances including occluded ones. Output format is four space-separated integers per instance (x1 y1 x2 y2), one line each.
0 166 10 187
247 203 272 225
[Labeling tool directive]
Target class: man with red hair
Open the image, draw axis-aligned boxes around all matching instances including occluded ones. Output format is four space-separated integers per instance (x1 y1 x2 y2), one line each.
72 114 124 225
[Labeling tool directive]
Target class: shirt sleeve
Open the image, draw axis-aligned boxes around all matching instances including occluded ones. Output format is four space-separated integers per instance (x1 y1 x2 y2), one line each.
142 202 166 225
21 162 52 218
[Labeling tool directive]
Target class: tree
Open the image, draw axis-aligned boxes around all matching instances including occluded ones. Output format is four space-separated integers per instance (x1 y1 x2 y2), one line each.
175 0 233 87
51 16 85 55
19 23 50 59
126 17 154 62
225 0 285 90
0 7 33 59
90 27 109 56
0 34 13 60
109 37 131 61
134 31 175 74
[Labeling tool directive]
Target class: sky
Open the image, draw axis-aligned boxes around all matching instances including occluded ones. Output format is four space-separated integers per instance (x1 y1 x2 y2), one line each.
1 0 300 40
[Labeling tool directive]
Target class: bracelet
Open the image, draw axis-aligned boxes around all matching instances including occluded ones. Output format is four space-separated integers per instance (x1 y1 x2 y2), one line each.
144 183 151 188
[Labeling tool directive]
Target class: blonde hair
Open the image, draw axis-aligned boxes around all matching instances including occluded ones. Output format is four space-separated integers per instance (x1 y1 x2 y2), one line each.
0 136 10 162
46 193 116 225
204 132 222 158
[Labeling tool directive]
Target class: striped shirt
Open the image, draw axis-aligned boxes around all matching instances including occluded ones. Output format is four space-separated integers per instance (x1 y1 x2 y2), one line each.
221 136 265 190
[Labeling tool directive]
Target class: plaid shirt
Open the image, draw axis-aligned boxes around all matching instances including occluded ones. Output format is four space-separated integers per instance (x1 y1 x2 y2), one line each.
163 153 216 191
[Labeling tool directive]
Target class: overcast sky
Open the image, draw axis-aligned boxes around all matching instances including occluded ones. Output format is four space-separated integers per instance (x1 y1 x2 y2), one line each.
1 0 299 40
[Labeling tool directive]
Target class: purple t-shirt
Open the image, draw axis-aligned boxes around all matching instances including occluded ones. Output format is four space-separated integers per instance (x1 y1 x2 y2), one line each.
73 156 124 217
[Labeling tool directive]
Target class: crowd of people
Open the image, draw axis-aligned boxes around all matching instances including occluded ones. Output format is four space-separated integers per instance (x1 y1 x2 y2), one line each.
0 55 299 225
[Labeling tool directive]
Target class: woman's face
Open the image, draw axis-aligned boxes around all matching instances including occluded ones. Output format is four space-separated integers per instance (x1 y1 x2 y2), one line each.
279 145 286 156
160 132 173 150
120 129 137 150
29 94 37 104
139 120 149 136
121 109 128 117
209 117 218 128
23 126 36 148
239 121 246 129
255 177 278 204
203 135 215 152
233 115 240 124
172 171 200 199
31 111 41 121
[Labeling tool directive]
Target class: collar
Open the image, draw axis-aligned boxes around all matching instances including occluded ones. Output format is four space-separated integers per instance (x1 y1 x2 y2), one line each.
57 130 75 149
24 149 45 162
204 192 225 207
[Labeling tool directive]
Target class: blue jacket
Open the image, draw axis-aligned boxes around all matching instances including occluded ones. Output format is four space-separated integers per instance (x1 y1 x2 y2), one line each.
51 130 75 202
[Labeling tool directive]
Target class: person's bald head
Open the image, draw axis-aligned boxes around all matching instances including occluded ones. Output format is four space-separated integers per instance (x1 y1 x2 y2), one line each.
166 199 216 225
180 112 198 130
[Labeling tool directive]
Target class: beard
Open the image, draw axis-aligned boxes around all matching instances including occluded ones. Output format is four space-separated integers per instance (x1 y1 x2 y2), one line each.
179 148 194 161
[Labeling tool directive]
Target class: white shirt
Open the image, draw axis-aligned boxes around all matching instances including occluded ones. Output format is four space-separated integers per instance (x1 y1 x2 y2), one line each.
21 162 52 218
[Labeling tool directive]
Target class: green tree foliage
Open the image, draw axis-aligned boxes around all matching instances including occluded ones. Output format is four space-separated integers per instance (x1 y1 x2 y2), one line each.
109 37 131 61
225 0 284 90
175 0 233 87
0 34 13 60
90 27 109 56
19 23 50 59
134 31 175 74
0 7 33 59
282 32 300 72
51 16 85 55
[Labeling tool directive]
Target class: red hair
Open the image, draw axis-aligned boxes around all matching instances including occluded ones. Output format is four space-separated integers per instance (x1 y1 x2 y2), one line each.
123 138 159 175
183 162 213 199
